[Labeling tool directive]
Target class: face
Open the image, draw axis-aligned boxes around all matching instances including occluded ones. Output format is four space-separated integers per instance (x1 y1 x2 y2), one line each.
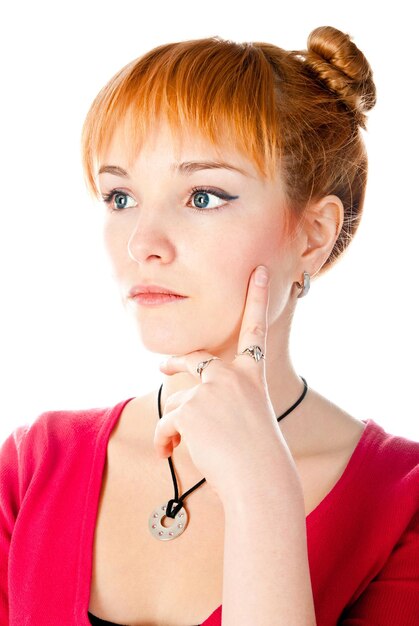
98 118 299 359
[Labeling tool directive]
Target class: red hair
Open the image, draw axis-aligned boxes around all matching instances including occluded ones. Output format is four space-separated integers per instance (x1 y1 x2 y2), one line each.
81 26 376 274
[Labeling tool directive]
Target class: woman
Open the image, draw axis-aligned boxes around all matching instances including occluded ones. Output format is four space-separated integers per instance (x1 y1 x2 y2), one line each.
1 25 418 626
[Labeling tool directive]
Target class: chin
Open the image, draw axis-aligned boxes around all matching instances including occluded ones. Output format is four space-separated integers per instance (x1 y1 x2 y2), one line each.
136 327 235 358
136 330 204 356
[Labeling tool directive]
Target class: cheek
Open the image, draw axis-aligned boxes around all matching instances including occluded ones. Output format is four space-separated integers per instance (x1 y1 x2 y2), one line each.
207 217 287 284
208 218 292 326
102 218 128 259
202 223 283 312
102 220 128 274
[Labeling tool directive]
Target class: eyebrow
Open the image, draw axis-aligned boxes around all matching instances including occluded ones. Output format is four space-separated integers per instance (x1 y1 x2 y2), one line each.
174 160 250 177
98 165 129 177
98 160 250 177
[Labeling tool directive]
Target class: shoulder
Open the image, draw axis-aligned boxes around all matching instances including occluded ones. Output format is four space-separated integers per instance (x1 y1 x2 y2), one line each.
362 419 419 475
0 397 134 531
301 390 418 523
304 389 419 477
339 424 419 622
349 419 419 529
0 397 134 475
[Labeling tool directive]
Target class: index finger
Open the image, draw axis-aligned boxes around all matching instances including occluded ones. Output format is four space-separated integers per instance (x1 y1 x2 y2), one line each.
235 265 270 367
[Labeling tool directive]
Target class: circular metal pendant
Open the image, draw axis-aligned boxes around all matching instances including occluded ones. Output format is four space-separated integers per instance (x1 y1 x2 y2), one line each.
148 501 189 541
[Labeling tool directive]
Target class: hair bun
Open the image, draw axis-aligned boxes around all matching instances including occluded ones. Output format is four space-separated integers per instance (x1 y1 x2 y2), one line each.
305 26 376 127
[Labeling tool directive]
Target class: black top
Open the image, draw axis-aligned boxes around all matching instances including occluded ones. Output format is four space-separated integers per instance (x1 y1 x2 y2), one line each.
87 611 200 626
88 612 127 625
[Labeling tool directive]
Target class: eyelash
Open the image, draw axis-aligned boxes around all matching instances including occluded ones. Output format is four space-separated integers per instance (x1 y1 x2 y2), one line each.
100 186 238 213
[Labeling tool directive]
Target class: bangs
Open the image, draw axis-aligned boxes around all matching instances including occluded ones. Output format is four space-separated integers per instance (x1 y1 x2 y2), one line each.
81 37 281 198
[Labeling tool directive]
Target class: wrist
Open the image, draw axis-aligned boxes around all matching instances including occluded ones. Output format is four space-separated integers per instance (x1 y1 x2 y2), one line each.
221 457 305 519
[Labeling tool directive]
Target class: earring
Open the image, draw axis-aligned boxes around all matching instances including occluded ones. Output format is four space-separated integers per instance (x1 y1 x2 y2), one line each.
296 271 310 298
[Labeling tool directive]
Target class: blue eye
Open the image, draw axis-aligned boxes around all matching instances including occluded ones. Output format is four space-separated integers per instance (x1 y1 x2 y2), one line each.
189 187 239 212
101 190 137 211
192 191 224 210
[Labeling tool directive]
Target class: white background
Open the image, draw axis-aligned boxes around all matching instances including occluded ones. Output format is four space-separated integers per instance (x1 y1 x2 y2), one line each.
0 0 418 443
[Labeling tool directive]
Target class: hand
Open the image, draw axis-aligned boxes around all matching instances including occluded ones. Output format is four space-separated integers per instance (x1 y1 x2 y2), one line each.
155 265 288 502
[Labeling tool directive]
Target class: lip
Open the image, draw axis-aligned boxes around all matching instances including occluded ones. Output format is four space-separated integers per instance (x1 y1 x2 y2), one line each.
128 284 186 298
130 293 187 306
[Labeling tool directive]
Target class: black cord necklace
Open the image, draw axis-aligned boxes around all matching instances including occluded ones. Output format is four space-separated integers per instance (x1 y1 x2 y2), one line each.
148 376 308 541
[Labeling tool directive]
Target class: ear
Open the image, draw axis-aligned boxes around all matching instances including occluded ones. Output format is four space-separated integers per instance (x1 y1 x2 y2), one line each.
298 195 344 277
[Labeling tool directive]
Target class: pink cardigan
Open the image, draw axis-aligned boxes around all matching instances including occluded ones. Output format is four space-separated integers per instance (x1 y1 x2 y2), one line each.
1 397 418 625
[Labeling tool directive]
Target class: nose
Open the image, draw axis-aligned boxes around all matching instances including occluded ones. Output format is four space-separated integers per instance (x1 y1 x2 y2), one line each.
127 209 176 264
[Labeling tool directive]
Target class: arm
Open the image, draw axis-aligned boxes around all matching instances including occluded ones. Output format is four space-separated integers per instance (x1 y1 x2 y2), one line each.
0 426 27 624
339 510 419 625
221 453 316 626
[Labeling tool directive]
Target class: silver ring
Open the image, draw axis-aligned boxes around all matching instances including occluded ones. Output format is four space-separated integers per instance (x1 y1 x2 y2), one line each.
235 345 265 362
196 357 221 377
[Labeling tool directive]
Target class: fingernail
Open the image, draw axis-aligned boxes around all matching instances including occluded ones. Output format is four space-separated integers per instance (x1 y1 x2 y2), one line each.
255 266 269 287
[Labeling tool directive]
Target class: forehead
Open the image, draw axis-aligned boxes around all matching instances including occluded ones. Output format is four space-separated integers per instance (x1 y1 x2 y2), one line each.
99 115 260 178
